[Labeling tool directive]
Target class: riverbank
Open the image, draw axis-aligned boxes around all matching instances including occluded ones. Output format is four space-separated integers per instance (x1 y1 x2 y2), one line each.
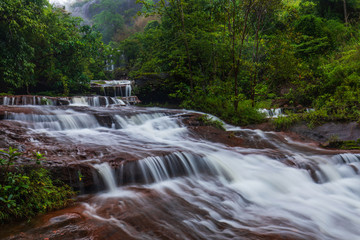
246 120 360 150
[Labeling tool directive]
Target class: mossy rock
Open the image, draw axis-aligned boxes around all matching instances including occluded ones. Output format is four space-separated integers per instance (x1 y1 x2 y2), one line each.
324 139 360 150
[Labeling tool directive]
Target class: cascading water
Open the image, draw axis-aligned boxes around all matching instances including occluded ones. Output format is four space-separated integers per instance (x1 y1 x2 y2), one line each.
3 96 10 105
0 101 360 240
0 95 127 107
94 163 117 192
4 108 100 131
90 80 139 104
259 108 284 118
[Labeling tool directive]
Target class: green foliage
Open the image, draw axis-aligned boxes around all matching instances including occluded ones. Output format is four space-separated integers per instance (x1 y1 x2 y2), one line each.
93 7 125 43
314 0 360 22
325 137 360 150
40 98 51 105
272 113 300 130
0 148 74 223
302 108 330 128
0 0 107 95
72 0 92 8
86 0 145 43
197 115 225 131
112 0 360 126
3 0 360 126
182 94 265 126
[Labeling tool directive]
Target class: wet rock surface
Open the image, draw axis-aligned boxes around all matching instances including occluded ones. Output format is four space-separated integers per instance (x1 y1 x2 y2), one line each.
180 113 246 147
0 189 307 240
290 121 360 143
1 104 360 240
0 105 185 192
0 95 71 106
1 106 354 192
246 120 360 148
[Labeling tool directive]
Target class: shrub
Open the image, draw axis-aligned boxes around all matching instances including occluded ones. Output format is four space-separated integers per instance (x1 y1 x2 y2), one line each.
0 148 75 223
272 113 300 130
197 114 225 131
182 95 266 126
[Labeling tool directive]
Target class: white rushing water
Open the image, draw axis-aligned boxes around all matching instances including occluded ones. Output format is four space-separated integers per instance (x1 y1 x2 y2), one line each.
2 104 360 239
259 108 285 118
0 96 127 106
75 107 360 239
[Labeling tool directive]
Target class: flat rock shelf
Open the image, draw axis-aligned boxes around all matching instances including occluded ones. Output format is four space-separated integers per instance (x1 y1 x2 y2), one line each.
0 101 360 240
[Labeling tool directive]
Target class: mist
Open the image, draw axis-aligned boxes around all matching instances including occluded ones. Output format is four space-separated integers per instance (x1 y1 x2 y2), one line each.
48 0 77 10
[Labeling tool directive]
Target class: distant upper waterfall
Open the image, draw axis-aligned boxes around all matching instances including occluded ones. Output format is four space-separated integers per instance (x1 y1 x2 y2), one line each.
90 80 140 104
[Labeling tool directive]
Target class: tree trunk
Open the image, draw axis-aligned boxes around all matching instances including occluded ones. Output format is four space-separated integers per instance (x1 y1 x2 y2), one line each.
251 7 263 107
178 0 193 91
233 0 252 111
343 0 348 25
231 0 238 111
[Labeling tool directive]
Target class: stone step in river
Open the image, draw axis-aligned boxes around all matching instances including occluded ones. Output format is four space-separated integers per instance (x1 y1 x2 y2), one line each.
0 101 360 240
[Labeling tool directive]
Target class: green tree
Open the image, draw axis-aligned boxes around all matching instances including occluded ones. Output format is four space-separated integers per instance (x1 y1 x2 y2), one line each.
0 0 47 93
93 0 125 43
314 0 360 23
0 0 107 95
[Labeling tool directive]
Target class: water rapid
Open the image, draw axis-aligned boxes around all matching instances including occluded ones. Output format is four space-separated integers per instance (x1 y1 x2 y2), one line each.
0 102 359 240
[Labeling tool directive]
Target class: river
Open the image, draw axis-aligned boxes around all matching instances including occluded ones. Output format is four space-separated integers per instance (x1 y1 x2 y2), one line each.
0 98 359 240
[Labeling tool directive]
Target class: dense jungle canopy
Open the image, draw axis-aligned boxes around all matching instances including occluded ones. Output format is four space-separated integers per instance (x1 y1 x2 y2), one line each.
2 0 360 124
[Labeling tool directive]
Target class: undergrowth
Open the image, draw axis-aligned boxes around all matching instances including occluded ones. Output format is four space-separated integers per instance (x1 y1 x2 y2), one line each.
324 136 360 150
0 147 75 224
272 107 360 130
197 114 225 131
181 95 266 126
272 113 300 130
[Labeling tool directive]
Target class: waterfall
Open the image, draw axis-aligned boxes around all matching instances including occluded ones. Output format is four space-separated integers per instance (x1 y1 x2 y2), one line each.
110 97 126 106
107 152 230 186
0 95 129 107
2 104 360 239
5 108 100 130
3 96 10 105
113 112 168 129
22 96 27 105
71 97 88 106
94 163 117 192
90 80 134 100
259 108 284 118
90 96 100 107
126 84 132 98
332 153 360 163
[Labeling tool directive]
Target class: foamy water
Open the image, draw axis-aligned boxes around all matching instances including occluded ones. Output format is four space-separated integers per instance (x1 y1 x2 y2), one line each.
1 103 360 239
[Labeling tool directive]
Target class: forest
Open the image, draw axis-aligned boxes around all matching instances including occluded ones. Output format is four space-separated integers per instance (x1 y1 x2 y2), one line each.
1 0 360 125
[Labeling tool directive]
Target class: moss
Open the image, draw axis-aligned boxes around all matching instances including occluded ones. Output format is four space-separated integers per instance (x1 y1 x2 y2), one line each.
92 81 107 85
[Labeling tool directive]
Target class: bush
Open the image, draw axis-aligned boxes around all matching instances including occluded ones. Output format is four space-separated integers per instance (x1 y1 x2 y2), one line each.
0 148 75 223
197 114 225 130
272 113 300 130
182 95 266 126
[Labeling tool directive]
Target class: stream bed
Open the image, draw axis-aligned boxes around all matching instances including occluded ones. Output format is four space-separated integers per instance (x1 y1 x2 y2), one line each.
0 100 359 240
